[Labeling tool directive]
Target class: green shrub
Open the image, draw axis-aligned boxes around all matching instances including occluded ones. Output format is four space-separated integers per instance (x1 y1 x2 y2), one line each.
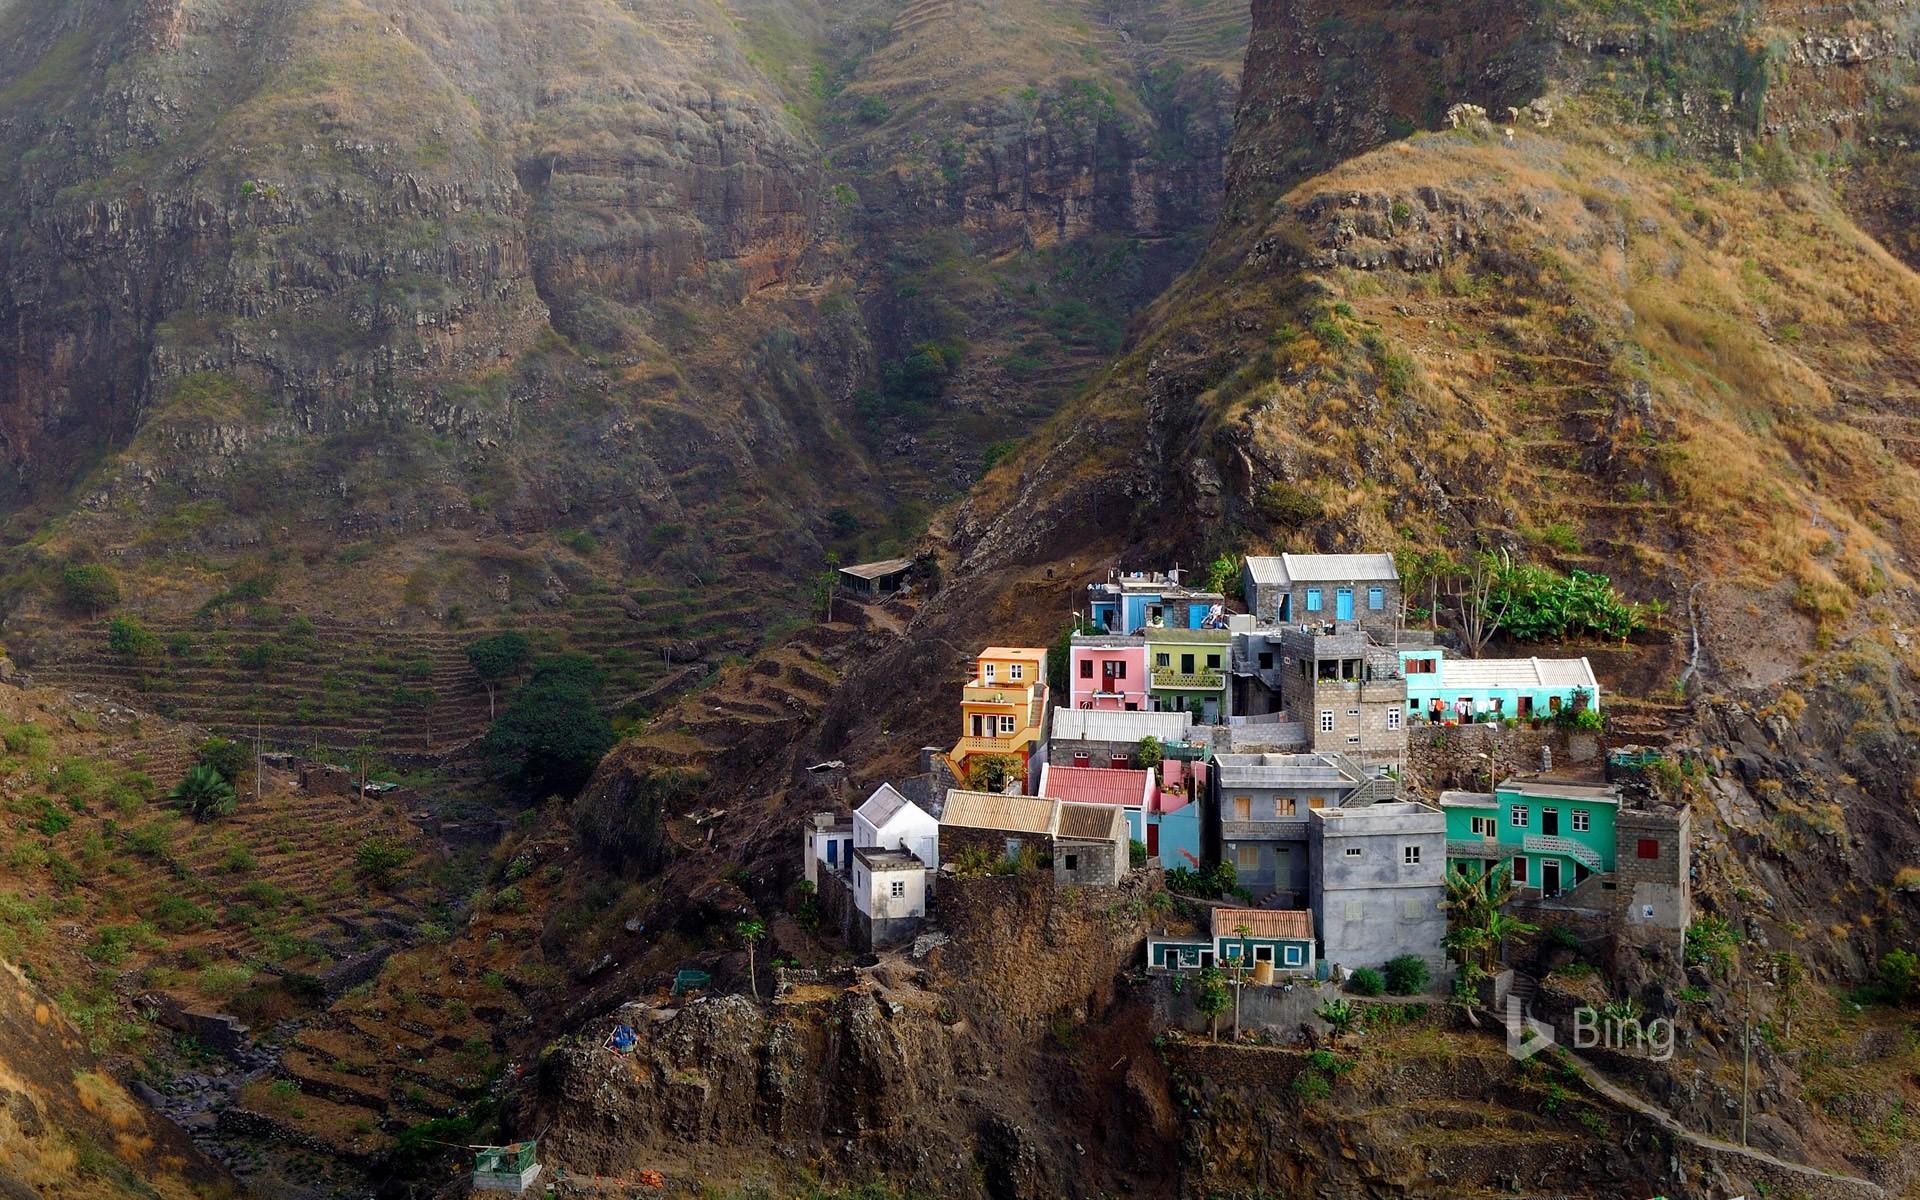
1348 967 1385 996
152 895 213 933
355 837 413 889
107 617 157 657
1290 1069 1331 1102
1382 954 1431 995
195 737 249 784
60 564 120 612
1128 839 1148 869
1684 914 1739 974
170 765 236 821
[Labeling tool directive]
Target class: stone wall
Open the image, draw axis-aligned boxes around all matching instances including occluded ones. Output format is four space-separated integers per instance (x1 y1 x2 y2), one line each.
1614 805 1691 947
1054 837 1123 887
1408 722 1602 792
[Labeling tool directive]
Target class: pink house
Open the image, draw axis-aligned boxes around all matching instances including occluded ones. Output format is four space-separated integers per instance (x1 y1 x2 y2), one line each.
1068 634 1149 711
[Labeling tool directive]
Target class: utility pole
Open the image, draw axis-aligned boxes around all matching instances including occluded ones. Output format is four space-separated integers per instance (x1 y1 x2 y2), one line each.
1740 977 1753 1147
254 722 262 805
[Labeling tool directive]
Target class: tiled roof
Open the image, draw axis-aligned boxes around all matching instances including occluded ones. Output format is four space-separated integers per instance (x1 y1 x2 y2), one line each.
941 790 1057 834
1430 656 1598 691
1056 802 1127 842
1211 907 1315 941
1041 766 1154 809
1049 707 1192 743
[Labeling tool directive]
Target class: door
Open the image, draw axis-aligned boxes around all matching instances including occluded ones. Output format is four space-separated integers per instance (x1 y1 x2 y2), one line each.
1542 808 1560 836
1181 653 1195 674
971 714 984 737
1336 588 1354 620
1541 859 1561 897
1233 796 1251 821
1146 823 1159 856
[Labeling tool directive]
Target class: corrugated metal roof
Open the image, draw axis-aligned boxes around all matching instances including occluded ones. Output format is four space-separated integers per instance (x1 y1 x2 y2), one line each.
1057 802 1127 842
1212 907 1314 941
839 557 915 580
1041 766 1154 809
1243 556 1290 586
1433 656 1598 691
1283 553 1398 582
1050 708 1192 743
941 790 1057 834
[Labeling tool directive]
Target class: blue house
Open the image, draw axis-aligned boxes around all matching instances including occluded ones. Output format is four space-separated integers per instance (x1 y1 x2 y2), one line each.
1087 569 1225 635
1398 648 1599 725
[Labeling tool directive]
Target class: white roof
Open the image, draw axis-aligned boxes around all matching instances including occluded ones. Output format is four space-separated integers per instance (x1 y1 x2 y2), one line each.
856 783 926 830
1049 707 1192 743
1245 553 1398 585
1435 656 1598 692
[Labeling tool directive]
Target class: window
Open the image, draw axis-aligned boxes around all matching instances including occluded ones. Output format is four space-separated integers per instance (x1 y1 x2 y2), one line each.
1346 736 1360 745
1254 946 1274 963
1305 588 1323 612
999 715 1016 735
1403 845 1421 866
1080 659 1093 679
1284 945 1303 966
1156 653 1171 668
1405 656 1437 674
1233 796 1251 821
1512 856 1528 884
1510 804 1529 828
1064 854 1079 871
1073 752 1090 767
1347 708 1360 717
1111 661 1127 679
1368 587 1385 611
1009 663 1024 681
1319 710 1335 732
826 840 839 865
889 879 906 898
1206 654 1221 669
1571 809 1591 832
1222 942 1245 961
1110 752 1129 767
1235 844 1259 870
1387 709 1402 731
983 662 995 682
1258 652 1274 670
1344 846 1363 858
1470 815 1495 837
1637 839 1661 860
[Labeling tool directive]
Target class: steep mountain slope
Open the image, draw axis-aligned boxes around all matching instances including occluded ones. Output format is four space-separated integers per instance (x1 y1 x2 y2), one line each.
0 0 1245 748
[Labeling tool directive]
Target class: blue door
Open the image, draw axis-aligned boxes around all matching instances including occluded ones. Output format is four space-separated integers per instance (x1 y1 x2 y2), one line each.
1336 588 1354 620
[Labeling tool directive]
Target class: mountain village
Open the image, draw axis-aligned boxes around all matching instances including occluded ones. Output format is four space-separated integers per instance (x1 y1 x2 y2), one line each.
801 554 1692 1019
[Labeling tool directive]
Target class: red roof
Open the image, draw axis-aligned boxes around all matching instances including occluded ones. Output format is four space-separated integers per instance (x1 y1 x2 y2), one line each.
1040 765 1153 809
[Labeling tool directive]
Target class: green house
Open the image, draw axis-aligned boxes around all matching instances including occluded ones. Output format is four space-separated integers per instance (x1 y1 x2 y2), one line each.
1144 627 1230 724
1439 778 1620 898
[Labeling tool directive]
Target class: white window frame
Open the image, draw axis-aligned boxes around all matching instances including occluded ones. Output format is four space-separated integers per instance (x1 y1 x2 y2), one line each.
1284 945 1303 967
1403 845 1421 866
1510 804 1529 829
1319 710 1335 733
1387 708 1402 731
1254 945 1275 964
1571 808 1591 832
889 879 906 898
983 662 995 682
998 715 1017 735
1344 846 1363 858
1008 663 1024 681
1470 815 1495 837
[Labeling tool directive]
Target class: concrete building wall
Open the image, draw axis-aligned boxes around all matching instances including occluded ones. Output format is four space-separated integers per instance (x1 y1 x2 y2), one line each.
1615 807 1691 943
1310 805 1448 976
1054 837 1124 887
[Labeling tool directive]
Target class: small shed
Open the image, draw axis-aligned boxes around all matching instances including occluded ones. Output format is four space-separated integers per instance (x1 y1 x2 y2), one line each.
472 1140 542 1194
838 557 915 599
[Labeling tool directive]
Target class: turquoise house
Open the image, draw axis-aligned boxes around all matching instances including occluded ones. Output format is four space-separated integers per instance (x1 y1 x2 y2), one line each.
1440 778 1620 898
1144 906 1317 974
1399 648 1600 725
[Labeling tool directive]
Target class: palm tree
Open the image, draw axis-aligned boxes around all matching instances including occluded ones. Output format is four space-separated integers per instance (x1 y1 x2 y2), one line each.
171 764 236 821
1442 864 1535 973
735 918 766 1002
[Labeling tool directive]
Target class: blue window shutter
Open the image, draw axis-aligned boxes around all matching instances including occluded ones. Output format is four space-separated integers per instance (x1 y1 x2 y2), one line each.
1306 589 1322 612
1368 587 1385 610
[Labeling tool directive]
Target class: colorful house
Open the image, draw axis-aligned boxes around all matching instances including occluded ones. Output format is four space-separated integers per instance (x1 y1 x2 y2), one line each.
1145 628 1231 724
1210 906 1318 974
1037 763 1154 844
1399 648 1600 725
1440 777 1621 898
1068 633 1150 711
949 647 1050 792
1087 569 1226 635
854 784 939 870
1150 754 1207 870
1049 706 1194 768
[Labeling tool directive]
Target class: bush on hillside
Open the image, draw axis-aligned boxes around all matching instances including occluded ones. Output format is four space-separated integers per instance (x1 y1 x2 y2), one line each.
1348 967 1385 996
61 563 120 613
171 765 236 822
480 655 615 797
107 616 158 657
355 837 412 890
1383 954 1431 995
196 737 249 784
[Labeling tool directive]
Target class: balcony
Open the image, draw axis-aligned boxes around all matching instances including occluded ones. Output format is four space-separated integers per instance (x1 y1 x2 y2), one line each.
1151 667 1224 690
963 681 1038 706
955 730 1039 755
1223 818 1310 841
1445 837 1504 860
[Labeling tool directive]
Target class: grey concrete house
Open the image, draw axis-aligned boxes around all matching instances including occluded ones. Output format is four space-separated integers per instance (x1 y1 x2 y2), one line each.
1214 752 1366 904
1242 553 1401 635
1309 801 1448 978
1274 624 1408 769
1614 804 1692 950
1054 802 1130 887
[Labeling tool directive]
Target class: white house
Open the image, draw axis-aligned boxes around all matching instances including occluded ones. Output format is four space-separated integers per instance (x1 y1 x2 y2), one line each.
801 811 854 889
850 848 928 948
854 783 940 870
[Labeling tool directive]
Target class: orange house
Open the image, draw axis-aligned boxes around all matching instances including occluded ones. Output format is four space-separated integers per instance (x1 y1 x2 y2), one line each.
948 647 1050 793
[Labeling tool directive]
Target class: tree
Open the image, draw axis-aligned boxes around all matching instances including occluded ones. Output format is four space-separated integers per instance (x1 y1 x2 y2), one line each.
1394 547 1455 630
479 655 616 797
1202 553 1239 597
1315 997 1357 1042
966 754 1021 794
170 765 237 822
1194 965 1230 1042
809 553 842 624
1442 864 1536 973
355 836 412 890
1879 948 1920 1006
1770 950 1804 1038
736 918 766 1002
1450 550 1513 657
195 737 249 785
60 563 120 613
1134 736 1164 772
465 631 530 720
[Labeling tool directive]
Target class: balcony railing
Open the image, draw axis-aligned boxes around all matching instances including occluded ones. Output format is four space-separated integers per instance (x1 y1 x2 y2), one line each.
1445 837 1504 860
963 682 1038 706
1223 818 1310 841
1151 667 1224 690
1523 834 1605 873
955 730 1040 755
